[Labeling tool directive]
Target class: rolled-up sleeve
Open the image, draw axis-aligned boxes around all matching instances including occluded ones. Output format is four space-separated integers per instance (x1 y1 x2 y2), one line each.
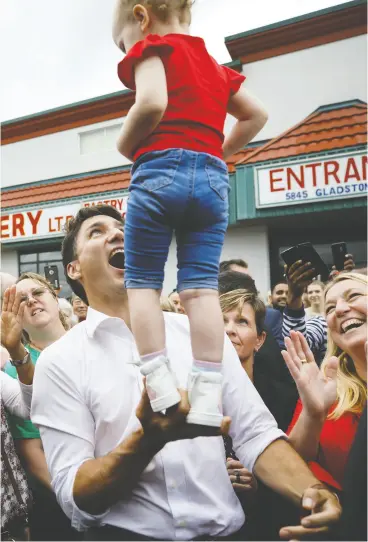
222 336 286 472
31 350 109 531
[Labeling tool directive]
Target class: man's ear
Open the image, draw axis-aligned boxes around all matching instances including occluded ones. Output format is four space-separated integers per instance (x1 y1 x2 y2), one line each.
67 261 82 281
132 4 151 31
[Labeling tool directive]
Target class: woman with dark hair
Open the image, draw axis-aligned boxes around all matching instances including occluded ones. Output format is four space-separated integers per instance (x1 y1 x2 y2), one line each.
3 272 81 541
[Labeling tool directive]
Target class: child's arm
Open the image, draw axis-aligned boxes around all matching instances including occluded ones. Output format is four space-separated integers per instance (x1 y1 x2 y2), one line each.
116 56 168 161
223 88 268 160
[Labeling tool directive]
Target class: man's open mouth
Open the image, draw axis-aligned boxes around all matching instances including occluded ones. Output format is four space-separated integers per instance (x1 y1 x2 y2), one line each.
109 249 125 270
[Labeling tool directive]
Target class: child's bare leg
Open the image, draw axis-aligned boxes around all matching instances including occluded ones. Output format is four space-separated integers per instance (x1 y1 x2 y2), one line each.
179 288 224 362
127 288 165 356
127 288 180 411
180 288 224 427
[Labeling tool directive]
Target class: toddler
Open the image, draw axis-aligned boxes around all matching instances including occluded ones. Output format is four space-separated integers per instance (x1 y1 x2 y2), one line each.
112 0 268 425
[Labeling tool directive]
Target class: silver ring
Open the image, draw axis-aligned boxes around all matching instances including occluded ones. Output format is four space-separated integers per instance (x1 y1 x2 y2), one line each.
234 470 241 483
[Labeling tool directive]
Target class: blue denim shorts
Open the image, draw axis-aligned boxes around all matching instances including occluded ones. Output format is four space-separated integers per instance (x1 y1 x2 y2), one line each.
124 149 229 292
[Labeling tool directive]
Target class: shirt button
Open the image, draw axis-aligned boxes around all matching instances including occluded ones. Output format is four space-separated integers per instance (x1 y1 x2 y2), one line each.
178 520 186 527
169 480 177 489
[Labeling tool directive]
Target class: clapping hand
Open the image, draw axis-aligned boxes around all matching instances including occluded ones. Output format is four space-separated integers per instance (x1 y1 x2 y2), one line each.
1 286 26 353
281 331 338 419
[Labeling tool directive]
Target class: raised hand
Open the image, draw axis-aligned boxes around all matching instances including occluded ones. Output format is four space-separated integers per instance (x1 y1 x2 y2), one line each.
281 331 338 419
1 285 26 352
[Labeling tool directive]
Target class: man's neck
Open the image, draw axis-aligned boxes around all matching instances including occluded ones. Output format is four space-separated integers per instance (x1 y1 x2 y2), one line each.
88 291 131 329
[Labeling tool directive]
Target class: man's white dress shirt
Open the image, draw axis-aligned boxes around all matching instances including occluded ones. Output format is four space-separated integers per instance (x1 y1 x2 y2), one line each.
31 309 285 540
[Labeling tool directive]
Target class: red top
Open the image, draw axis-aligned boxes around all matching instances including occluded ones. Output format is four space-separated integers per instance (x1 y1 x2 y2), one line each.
118 34 245 161
287 399 361 490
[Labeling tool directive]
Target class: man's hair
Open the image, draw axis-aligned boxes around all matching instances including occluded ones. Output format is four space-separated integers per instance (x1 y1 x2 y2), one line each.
271 281 288 294
62 205 124 305
219 259 248 273
219 289 265 335
218 271 256 295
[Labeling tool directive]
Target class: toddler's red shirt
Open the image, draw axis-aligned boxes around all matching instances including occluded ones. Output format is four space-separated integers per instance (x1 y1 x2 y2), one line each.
118 33 245 161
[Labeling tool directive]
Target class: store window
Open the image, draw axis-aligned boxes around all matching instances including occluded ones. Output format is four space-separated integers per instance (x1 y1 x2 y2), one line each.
19 250 72 298
79 123 123 154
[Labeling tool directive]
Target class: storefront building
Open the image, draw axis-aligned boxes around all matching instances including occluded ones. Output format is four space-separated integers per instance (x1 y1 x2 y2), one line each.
1 0 367 298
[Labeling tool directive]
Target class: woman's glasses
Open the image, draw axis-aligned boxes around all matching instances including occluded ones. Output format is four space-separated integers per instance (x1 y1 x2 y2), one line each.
20 287 49 304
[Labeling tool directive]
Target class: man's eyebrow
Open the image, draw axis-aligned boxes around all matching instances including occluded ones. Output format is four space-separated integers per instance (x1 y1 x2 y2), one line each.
86 221 106 232
113 220 124 229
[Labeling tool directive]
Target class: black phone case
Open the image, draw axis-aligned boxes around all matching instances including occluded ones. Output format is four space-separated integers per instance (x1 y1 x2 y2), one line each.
331 242 347 271
281 243 329 278
44 265 60 289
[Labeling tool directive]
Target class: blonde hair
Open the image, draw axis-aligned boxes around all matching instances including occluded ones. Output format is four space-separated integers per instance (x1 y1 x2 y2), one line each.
16 272 69 332
113 0 193 37
160 296 177 313
322 272 367 420
219 289 265 335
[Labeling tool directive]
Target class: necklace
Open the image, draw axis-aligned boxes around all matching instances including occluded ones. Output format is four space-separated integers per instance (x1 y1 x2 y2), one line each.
29 342 43 353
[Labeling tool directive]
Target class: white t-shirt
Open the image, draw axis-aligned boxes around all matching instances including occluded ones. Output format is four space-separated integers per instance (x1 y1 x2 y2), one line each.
31 308 284 539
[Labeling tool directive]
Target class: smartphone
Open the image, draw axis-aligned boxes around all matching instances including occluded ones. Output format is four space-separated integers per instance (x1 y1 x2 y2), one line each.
44 265 60 290
281 242 329 279
331 242 347 271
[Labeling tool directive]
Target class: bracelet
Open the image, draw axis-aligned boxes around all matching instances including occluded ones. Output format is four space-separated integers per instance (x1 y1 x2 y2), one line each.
301 483 340 507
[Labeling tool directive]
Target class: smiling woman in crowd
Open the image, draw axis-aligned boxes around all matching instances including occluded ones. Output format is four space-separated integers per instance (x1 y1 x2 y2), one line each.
305 280 325 320
283 272 367 494
3 272 81 541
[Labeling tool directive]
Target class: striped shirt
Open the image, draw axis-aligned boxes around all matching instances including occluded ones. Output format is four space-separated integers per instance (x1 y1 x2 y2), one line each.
282 307 328 365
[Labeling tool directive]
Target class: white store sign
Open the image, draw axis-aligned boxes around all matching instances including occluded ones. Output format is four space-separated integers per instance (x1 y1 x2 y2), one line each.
1 193 128 243
254 152 367 208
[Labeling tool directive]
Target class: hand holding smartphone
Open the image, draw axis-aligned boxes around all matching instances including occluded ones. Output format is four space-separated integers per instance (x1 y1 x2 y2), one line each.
281 242 329 279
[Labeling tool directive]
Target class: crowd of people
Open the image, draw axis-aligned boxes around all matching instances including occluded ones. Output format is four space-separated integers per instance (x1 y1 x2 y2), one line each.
1 1 367 540
0 203 366 541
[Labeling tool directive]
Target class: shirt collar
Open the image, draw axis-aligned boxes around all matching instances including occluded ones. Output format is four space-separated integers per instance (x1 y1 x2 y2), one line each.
85 307 132 339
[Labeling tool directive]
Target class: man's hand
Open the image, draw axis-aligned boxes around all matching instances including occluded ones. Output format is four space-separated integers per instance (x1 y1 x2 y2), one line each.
279 486 341 540
285 261 316 310
136 381 231 447
329 253 355 279
226 458 258 494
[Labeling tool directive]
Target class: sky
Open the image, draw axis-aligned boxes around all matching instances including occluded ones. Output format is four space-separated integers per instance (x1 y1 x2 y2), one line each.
1 0 346 122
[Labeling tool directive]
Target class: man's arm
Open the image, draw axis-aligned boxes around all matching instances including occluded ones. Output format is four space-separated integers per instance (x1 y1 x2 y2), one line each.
116 56 168 160
283 261 327 357
254 439 341 539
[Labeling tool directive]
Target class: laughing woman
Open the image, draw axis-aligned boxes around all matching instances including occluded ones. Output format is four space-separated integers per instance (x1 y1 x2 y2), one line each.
3 272 82 541
283 272 367 493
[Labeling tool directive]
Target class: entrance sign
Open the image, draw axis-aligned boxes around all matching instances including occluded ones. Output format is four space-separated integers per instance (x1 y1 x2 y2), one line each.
254 152 367 208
